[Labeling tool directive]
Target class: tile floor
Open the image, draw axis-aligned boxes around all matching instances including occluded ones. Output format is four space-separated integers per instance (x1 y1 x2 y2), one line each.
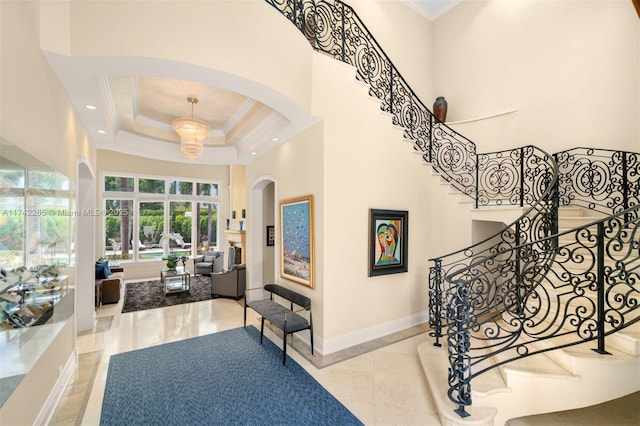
48 282 639 426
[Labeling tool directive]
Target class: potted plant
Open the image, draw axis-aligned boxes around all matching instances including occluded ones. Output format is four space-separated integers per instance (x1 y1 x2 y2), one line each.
162 254 179 270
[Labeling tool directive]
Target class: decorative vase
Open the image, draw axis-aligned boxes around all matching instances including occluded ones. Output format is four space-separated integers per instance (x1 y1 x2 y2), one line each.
433 96 448 123
239 220 244 230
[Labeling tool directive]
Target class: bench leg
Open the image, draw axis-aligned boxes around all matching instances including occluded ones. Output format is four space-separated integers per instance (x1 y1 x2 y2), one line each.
260 317 265 345
282 332 287 365
310 328 314 355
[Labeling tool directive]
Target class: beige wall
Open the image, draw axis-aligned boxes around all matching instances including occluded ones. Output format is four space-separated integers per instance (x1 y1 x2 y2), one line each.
231 165 247 228
67 0 314 114
433 0 639 154
311 53 472 352
246 41 472 353
1 1 95 179
0 0 89 421
350 0 434 104
246 122 326 336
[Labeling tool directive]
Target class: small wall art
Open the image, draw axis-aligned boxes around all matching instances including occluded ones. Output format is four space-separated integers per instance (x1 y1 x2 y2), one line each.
266 225 275 247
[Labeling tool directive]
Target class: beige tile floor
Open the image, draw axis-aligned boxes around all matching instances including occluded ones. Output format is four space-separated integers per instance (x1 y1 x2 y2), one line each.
49 283 639 426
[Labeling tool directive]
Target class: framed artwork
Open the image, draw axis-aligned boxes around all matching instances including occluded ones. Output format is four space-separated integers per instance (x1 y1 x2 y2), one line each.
368 209 408 276
280 195 314 288
266 225 275 247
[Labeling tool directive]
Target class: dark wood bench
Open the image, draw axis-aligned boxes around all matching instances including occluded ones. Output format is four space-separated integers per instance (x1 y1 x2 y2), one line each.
244 284 313 365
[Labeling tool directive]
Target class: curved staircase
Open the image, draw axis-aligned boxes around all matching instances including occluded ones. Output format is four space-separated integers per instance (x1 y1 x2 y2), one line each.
266 1 640 424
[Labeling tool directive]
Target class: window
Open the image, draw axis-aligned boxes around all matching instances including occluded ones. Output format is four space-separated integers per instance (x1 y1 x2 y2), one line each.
139 178 165 194
104 199 133 260
105 176 134 192
0 168 75 269
102 174 219 262
138 201 163 260
169 180 193 195
196 202 218 251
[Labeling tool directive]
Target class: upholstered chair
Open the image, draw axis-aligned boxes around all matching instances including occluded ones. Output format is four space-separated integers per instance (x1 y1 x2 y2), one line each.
227 246 242 270
211 264 246 299
192 250 224 276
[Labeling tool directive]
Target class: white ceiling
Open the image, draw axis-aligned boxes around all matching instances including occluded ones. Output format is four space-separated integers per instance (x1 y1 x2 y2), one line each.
402 0 463 21
44 53 318 165
44 1 460 165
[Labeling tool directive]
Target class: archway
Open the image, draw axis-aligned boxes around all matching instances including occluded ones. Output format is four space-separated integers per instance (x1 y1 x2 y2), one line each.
76 159 95 332
248 176 276 296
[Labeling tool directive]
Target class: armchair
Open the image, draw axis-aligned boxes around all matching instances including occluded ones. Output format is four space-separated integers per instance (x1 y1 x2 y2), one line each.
193 250 224 276
211 264 246 299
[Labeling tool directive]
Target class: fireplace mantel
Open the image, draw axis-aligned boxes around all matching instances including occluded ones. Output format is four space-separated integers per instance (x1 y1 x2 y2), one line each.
224 229 246 263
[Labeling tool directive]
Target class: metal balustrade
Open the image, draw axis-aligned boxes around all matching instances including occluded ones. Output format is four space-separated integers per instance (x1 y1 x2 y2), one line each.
267 0 640 418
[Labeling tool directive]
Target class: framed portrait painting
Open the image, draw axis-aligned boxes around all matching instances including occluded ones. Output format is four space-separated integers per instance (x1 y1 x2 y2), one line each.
368 209 408 276
280 195 314 288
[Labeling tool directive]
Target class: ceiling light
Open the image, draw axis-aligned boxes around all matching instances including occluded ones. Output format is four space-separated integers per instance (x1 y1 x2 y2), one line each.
86 104 97 110
172 97 210 160
97 130 106 134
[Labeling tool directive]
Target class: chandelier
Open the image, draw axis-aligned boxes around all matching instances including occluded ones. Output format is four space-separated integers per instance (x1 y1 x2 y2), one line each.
172 97 210 159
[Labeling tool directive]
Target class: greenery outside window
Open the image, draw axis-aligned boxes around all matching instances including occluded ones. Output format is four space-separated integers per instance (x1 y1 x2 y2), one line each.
139 178 165 194
169 180 193 195
0 167 75 269
102 174 219 262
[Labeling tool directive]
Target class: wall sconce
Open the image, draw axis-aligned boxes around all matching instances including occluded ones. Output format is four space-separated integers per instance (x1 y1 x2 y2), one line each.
242 209 246 219
232 211 236 219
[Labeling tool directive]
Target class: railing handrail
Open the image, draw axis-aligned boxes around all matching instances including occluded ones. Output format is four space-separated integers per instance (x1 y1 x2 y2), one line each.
428 144 557 263
449 203 639 284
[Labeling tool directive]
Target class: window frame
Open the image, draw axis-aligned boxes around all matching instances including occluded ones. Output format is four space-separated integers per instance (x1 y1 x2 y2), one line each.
100 172 221 264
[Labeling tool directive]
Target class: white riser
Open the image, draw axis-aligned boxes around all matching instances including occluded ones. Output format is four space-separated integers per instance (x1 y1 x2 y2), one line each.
419 336 640 426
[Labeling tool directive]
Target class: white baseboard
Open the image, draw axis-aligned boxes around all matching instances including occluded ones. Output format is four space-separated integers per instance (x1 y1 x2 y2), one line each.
35 347 78 425
320 310 428 355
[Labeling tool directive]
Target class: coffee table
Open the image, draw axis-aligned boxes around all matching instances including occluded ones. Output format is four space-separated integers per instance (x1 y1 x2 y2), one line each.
160 268 190 295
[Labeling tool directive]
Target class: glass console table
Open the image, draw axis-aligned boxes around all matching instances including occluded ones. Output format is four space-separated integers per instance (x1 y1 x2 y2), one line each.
160 268 190 295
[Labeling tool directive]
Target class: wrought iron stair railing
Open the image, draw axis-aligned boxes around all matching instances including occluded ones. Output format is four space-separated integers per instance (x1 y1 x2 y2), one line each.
266 0 640 419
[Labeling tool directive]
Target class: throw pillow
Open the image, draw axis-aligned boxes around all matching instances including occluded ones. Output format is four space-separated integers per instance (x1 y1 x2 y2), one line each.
95 262 109 280
204 255 215 263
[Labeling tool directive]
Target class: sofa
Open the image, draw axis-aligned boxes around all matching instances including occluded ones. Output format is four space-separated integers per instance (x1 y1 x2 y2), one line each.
95 262 124 306
193 250 224 276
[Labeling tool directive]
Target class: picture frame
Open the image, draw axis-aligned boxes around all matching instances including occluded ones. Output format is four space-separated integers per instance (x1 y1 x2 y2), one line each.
368 208 408 276
280 195 314 288
266 225 275 247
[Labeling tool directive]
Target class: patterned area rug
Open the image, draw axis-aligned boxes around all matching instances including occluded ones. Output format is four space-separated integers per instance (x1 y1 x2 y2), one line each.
100 326 362 425
121 275 213 313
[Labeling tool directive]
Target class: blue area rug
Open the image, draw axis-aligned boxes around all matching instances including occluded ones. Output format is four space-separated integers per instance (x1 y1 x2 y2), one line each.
100 326 362 425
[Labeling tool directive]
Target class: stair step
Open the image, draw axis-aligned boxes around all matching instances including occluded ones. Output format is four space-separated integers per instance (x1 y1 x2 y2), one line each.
417 342 498 426
558 206 588 217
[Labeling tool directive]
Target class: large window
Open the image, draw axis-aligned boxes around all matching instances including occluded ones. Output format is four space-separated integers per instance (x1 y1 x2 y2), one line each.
0 167 75 269
102 174 220 262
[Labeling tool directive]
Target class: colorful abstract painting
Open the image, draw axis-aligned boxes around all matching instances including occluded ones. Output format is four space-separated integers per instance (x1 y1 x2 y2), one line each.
369 209 408 276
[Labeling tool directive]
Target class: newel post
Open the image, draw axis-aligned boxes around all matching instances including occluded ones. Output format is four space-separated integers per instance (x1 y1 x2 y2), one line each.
447 279 472 418
429 259 443 347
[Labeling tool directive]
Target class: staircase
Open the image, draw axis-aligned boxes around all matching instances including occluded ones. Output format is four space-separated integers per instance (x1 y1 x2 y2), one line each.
420 205 640 425
266 1 640 424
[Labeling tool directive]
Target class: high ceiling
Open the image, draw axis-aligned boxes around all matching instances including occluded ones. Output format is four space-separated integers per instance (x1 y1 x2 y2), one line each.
44 1 461 165
402 0 462 21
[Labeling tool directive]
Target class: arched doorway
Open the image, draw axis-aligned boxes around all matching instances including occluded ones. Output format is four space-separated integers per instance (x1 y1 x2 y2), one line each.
76 159 95 332
248 176 276 294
